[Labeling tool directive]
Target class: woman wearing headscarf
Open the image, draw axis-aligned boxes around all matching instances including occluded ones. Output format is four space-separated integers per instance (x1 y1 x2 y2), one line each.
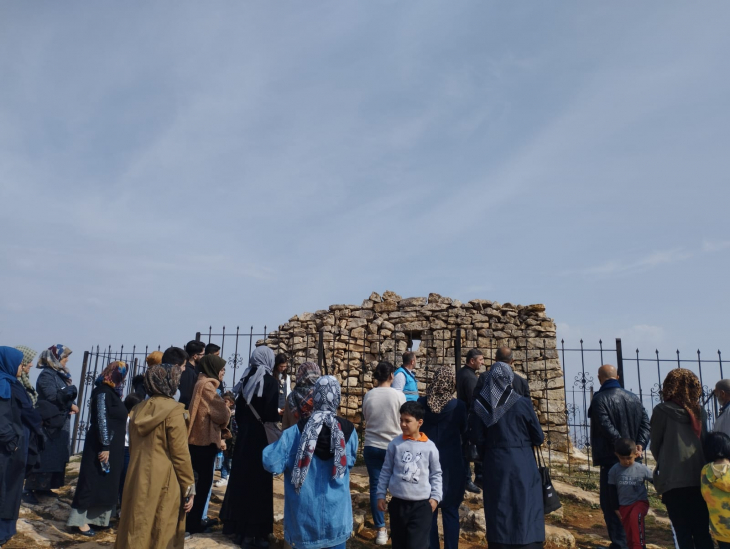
185 354 230 534
282 361 321 429
114 351 196 549
220 345 279 547
24 344 78 497
418 366 467 549
66 361 128 535
651 369 713 549
15 346 38 405
0 347 43 546
470 362 545 549
263 375 358 549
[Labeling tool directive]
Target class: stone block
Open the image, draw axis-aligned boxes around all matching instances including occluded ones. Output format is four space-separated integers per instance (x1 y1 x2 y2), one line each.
374 300 398 313
399 296 427 307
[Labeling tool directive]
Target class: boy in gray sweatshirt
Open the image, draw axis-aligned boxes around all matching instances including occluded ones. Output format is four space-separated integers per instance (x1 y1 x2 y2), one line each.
376 401 443 549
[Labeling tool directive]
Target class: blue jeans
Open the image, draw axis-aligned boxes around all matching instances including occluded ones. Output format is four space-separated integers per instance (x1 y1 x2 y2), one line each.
430 505 460 549
363 446 387 529
202 460 215 520
221 457 231 479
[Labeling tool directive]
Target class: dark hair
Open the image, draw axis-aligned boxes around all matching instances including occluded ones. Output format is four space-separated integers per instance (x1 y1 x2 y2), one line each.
374 361 395 383
161 346 188 366
614 438 636 456
402 351 415 366
185 341 205 356
275 353 289 367
132 374 145 388
466 349 483 363
400 401 425 421
223 391 235 403
704 432 730 463
124 393 143 413
205 343 221 355
495 347 513 362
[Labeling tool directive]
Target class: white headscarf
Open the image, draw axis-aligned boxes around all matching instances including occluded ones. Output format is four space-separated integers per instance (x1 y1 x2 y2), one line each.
234 346 275 403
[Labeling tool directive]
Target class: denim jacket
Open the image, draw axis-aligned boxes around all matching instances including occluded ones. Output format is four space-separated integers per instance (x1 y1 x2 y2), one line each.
263 424 358 549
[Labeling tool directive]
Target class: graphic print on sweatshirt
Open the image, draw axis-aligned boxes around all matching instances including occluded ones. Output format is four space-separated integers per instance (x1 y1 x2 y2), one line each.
401 450 422 483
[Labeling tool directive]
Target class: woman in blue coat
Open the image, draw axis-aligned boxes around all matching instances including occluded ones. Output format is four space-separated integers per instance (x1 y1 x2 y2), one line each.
418 366 466 549
472 362 545 549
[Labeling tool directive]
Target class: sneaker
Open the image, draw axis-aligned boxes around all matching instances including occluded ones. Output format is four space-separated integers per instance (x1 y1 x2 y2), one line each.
214 478 228 487
375 529 388 545
465 480 481 494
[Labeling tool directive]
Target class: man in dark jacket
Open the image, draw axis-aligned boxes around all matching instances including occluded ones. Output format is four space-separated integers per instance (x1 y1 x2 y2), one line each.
458 349 484 493
176 343 199 409
588 364 650 549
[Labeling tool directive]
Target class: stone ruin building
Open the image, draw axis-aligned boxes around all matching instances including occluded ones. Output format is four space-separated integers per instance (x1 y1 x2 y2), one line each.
262 291 567 448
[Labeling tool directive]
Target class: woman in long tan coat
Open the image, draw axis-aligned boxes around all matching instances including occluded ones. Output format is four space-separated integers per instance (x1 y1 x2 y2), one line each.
114 352 195 549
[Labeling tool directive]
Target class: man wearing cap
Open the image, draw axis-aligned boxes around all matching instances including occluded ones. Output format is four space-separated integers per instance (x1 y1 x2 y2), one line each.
713 379 730 436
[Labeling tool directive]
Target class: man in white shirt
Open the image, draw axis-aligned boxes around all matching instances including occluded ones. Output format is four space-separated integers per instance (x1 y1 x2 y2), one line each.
713 379 730 436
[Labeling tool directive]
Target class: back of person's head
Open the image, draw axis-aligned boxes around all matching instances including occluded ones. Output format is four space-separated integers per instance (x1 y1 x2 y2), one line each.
185 340 205 357
275 353 288 367
495 347 513 363
704 432 730 463
124 393 143 413
374 361 395 383
145 351 163 367
402 351 415 366
205 343 221 355
132 374 145 388
614 438 636 457
466 349 483 363
161 346 188 366
400 400 425 421
223 390 235 403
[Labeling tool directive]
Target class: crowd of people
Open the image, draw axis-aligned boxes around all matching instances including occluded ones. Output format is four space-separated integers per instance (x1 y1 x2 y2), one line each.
2 340 730 549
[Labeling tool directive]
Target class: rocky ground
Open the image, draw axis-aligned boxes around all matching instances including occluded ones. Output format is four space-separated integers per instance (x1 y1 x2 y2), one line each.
6 455 676 549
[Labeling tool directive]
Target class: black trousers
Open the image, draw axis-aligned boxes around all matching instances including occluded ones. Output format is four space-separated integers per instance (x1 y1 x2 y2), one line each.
662 487 713 549
187 444 219 534
388 497 432 549
600 465 629 549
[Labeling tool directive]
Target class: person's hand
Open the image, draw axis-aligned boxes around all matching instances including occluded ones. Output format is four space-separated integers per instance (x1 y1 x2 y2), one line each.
615 510 622 520
429 498 438 512
184 496 194 513
70 404 79 415
220 441 227 451
98 451 110 463
636 445 644 458
377 498 387 512
278 408 284 415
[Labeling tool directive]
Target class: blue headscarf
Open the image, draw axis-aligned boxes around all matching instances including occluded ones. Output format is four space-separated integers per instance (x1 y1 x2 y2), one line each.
0 346 24 400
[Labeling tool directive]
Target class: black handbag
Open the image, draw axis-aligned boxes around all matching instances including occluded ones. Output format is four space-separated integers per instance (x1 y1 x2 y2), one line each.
534 446 561 514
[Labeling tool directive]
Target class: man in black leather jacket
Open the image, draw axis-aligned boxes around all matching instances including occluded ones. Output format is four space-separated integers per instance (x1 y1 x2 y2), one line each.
588 364 650 549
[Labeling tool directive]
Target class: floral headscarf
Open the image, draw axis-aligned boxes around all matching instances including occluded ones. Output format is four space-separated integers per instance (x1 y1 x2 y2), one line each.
15 346 38 405
144 363 182 398
663 368 702 437
475 362 522 428
286 362 321 422
98 361 128 397
291 376 347 494
426 366 455 414
37 344 73 386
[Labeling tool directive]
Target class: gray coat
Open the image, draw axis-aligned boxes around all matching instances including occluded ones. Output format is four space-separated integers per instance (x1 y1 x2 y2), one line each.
34 368 73 473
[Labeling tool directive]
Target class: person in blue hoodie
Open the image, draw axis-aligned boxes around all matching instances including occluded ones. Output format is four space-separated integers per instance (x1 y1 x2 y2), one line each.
263 376 358 549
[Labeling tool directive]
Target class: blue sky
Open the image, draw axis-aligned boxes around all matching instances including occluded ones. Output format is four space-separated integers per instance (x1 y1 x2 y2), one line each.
1 2 729 390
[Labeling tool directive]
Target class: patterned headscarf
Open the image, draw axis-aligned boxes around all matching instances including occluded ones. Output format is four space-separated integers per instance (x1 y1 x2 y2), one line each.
286 362 321 422
235 346 275 403
291 376 347 494
475 362 522 428
144 363 183 398
98 361 128 397
37 344 73 386
15 346 38 405
663 368 702 437
15 346 37 367
0 347 23 400
426 366 455 414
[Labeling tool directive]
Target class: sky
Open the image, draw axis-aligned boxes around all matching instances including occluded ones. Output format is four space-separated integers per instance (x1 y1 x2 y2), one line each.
1 2 729 393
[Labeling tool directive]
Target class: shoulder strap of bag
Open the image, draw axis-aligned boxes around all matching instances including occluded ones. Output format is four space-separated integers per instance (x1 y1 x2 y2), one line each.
246 398 265 424
534 445 547 468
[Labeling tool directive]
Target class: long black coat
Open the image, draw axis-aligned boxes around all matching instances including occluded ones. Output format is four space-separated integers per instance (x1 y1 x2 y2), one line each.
419 397 467 508
35 368 74 473
481 397 545 546
0 383 42 519
220 373 279 537
72 384 127 510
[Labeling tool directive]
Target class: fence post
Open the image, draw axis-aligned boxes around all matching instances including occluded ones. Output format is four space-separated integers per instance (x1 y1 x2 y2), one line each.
454 328 462 376
195 332 201 342
72 351 90 454
616 338 625 388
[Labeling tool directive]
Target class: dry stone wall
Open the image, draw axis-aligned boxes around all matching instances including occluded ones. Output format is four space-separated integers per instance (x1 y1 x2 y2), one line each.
261 291 567 444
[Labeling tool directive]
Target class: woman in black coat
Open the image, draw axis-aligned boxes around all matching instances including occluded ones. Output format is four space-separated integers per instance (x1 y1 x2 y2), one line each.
66 361 128 536
419 366 467 549
220 346 279 547
0 347 43 546
24 345 78 496
472 362 545 549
